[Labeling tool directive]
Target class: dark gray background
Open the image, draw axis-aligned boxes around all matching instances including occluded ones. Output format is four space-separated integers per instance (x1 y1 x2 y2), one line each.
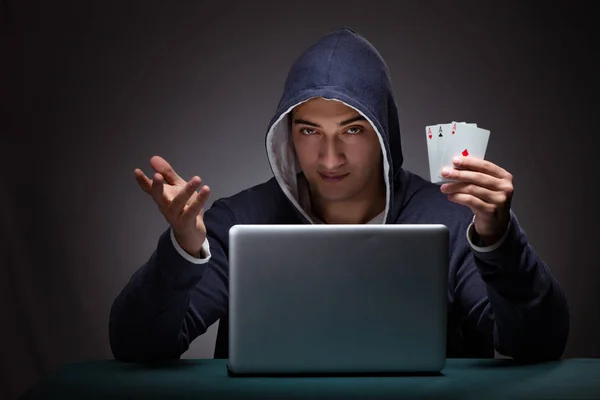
1 1 598 399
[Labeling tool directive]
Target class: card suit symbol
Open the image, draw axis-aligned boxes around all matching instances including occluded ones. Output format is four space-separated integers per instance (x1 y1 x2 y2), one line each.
462 149 469 156
427 128 433 139
451 130 455 135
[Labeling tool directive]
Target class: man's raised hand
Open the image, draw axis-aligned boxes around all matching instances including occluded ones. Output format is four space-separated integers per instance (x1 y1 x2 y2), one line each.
134 155 211 257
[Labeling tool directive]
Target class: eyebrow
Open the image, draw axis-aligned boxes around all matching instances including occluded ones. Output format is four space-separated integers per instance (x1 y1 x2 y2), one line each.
293 115 366 128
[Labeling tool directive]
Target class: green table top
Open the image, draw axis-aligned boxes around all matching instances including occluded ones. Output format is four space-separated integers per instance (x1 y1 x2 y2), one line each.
20 358 600 399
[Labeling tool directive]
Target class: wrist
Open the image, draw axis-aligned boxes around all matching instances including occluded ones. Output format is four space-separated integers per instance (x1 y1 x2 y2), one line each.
478 233 502 247
173 231 204 258
473 218 510 247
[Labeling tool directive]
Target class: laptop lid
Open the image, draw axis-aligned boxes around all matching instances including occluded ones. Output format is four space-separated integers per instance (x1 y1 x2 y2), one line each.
228 224 449 375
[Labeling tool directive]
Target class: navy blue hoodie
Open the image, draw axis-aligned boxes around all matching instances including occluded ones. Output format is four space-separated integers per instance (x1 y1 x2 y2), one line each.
109 28 569 362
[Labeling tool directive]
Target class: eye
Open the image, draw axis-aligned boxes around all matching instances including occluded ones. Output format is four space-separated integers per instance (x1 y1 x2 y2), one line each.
346 126 363 135
300 128 317 135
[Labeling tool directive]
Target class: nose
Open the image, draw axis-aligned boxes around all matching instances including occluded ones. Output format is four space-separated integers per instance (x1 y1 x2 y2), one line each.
318 137 345 171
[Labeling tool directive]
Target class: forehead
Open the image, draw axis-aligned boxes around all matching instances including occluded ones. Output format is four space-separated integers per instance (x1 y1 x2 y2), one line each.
292 97 359 118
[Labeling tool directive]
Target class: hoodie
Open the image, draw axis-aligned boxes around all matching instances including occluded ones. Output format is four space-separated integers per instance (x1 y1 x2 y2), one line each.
109 28 569 362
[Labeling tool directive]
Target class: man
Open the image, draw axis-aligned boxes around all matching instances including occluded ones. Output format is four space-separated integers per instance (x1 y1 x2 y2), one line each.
109 28 569 363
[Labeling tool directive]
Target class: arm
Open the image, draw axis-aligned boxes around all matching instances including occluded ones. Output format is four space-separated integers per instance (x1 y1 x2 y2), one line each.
456 210 570 362
108 200 234 362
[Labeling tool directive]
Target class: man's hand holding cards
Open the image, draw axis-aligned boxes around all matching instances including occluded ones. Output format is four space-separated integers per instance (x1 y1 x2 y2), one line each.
425 121 514 247
426 121 490 184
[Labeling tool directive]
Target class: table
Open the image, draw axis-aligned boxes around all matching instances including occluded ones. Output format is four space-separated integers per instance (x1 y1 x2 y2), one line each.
20 358 600 399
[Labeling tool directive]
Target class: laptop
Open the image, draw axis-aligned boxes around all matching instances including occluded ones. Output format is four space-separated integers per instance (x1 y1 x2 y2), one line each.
227 224 449 375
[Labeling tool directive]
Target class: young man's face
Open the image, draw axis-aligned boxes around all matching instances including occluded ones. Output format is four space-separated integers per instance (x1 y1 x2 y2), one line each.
291 97 384 204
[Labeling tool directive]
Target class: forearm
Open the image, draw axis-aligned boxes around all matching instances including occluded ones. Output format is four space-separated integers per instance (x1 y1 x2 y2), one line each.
471 213 570 361
486 271 569 361
109 228 209 362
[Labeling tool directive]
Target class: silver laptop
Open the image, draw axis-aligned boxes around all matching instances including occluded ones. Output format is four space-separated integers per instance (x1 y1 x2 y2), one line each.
227 224 449 375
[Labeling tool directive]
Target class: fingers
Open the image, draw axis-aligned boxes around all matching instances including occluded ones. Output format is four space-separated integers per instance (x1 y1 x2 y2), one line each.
441 165 514 195
150 173 169 208
446 192 497 215
181 185 211 222
150 155 186 186
452 156 511 180
136 156 208 221
168 176 202 218
134 168 153 194
441 167 504 192
440 182 508 205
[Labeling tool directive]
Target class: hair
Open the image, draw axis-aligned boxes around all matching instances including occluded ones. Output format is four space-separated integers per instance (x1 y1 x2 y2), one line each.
287 109 294 133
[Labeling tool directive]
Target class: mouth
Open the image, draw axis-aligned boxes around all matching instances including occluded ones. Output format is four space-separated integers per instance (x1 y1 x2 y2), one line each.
318 172 349 183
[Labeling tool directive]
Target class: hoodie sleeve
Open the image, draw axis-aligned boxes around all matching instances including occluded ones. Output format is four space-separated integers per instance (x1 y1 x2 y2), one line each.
454 210 570 361
169 228 212 264
109 199 234 362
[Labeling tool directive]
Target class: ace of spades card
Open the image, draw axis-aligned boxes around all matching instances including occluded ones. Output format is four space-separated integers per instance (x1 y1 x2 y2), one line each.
425 121 490 184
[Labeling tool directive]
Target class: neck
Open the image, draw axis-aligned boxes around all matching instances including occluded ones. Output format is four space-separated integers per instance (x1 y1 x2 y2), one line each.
311 181 386 225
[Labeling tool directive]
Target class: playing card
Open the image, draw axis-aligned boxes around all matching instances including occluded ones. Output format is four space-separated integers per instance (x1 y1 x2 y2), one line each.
425 124 441 182
426 122 476 182
436 122 490 183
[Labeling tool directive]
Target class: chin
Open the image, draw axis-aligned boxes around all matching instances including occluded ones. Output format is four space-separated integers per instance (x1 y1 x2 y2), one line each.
318 193 353 203
313 184 357 203
305 173 358 200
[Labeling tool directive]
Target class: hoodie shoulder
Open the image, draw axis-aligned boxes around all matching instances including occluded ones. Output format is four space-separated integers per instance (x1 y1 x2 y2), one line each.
212 177 301 225
394 169 474 226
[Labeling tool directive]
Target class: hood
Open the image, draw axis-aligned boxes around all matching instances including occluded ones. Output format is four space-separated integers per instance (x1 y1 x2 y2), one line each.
265 28 404 224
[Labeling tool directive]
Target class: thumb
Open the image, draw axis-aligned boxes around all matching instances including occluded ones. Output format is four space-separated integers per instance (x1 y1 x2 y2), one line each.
150 155 185 185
